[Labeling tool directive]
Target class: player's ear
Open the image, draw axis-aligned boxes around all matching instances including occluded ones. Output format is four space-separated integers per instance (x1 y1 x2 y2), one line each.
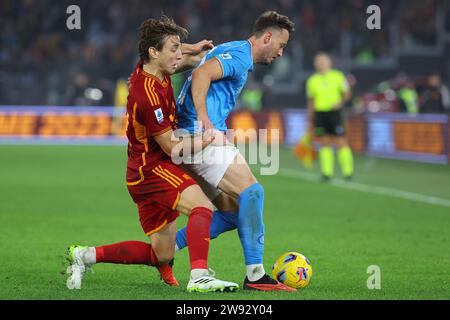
149 47 159 60
263 31 272 44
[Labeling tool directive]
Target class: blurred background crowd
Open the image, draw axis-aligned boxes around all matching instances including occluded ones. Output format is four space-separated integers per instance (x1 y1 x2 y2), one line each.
1 0 450 114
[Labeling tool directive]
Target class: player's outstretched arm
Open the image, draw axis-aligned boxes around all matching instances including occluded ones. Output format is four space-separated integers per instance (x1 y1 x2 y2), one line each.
191 58 223 132
175 40 214 74
153 129 215 158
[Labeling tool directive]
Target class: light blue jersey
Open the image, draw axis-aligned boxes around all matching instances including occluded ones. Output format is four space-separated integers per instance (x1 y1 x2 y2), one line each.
176 40 254 133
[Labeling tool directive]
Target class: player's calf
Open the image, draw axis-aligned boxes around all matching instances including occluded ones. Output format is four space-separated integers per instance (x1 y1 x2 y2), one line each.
65 242 180 289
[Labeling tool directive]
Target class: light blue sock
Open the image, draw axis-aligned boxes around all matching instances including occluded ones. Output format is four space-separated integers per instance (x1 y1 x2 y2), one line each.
175 210 238 250
237 183 265 265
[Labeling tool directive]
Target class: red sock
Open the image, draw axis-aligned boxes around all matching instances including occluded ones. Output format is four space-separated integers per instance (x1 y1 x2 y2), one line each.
95 241 159 266
186 207 213 270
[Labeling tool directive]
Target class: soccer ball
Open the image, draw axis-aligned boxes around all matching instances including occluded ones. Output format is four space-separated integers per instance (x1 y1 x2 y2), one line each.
272 252 313 289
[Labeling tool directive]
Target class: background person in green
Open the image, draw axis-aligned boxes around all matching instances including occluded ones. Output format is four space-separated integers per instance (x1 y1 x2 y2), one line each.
306 53 353 181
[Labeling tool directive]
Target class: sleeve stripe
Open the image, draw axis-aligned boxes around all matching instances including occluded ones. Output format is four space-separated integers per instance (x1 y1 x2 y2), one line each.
149 80 160 105
144 78 156 106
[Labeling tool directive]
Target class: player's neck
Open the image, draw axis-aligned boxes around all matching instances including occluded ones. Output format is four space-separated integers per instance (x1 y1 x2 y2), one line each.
318 69 330 75
142 63 165 81
248 36 258 64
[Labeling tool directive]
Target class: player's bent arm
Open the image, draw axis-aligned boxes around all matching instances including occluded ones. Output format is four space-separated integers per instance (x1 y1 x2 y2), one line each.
175 50 205 74
153 129 214 157
175 41 213 74
191 58 223 121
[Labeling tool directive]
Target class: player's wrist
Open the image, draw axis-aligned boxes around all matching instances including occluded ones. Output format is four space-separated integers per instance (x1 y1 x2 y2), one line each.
197 112 210 122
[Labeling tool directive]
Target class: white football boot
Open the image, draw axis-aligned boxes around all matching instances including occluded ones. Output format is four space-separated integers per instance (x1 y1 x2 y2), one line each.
65 245 91 290
187 268 239 293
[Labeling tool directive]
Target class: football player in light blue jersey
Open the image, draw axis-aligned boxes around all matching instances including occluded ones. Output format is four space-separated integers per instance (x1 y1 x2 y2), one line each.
177 40 254 133
174 11 296 292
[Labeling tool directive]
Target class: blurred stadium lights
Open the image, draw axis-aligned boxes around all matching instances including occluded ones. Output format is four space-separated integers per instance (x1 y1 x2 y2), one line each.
84 88 103 101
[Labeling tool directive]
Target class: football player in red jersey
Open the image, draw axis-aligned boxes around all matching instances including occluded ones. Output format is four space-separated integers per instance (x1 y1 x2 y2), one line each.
66 16 238 293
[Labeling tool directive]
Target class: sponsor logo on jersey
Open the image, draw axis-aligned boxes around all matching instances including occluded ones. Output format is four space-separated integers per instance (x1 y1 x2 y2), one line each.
154 108 164 124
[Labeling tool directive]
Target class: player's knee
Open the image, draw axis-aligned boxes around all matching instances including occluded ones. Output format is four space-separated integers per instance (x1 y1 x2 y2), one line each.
213 194 239 213
248 175 258 187
235 175 258 196
157 251 174 265
184 203 214 215
239 182 264 202
180 185 214 213
337 138 348 148
320 138 331 146
188 202 214 213
193 195 214 212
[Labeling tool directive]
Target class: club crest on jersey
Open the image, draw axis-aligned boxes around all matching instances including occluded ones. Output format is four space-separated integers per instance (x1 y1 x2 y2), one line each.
154 108 164 124
219 53 232 60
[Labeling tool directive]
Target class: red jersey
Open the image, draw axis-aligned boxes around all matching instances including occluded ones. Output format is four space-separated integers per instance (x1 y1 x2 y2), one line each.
125 61 178 186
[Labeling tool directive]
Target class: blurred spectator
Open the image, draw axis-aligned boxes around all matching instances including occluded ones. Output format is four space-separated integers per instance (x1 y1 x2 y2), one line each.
65 72 90 106
397 81 419 114
0 0 446 106
240 78 263 112
421 73 450 114
114 79 128 107
355 47 375 65
399 0 437 47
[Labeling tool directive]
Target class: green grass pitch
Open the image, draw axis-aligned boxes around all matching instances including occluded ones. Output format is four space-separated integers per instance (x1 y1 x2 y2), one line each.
0 145 449 300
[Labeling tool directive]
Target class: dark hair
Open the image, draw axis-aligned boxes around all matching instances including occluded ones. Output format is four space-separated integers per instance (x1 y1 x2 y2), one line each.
253 11 295 37
138 15 188 62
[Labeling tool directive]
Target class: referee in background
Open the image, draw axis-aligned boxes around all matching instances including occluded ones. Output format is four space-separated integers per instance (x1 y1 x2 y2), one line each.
306 53 354 181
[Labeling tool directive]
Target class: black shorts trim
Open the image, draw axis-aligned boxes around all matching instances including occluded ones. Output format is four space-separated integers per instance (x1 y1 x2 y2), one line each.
314 111 345 136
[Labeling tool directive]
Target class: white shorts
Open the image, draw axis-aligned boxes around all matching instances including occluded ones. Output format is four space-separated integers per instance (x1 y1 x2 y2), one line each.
182 144 240 200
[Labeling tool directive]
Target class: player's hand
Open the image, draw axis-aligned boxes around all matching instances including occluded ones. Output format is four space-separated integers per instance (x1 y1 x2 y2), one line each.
201 130 215 149
211 130 229 145
190 40 214 55
198 116 214 133
197 117 224 146
332 102 343 111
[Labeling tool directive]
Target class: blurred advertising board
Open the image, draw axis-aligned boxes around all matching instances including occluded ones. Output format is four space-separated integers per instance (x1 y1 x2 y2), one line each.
365 113 448 164
0 106 127 145
0 106 448 164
